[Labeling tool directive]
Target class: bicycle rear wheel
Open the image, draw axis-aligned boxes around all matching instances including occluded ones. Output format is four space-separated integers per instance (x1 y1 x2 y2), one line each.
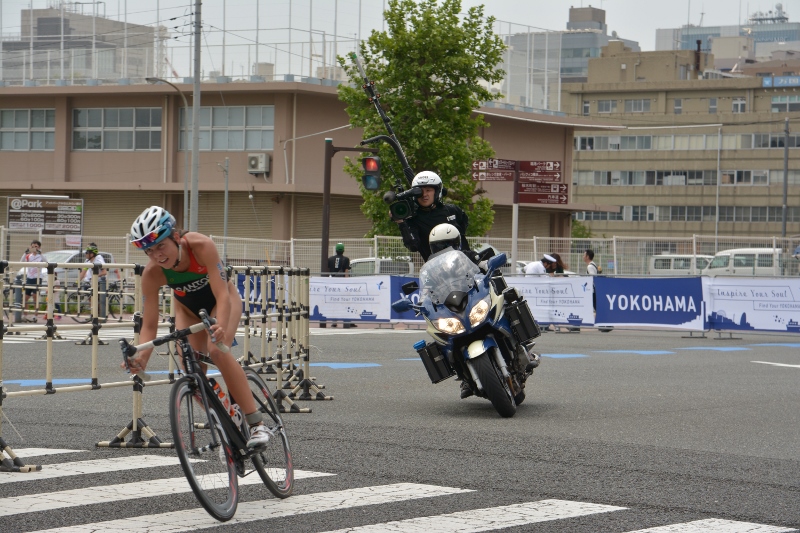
169 376 239 521
244 368 294 498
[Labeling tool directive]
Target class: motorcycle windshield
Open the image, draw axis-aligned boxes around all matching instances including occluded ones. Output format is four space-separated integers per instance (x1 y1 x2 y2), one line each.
419 250 481 305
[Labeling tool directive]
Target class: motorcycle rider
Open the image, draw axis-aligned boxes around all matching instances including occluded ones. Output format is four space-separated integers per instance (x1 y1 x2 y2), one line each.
394 171 470 262
427 223 483 399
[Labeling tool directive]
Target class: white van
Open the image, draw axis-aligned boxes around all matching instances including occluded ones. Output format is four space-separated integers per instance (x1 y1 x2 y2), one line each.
648 254 713 276
701 248 782 277
349 257 415 276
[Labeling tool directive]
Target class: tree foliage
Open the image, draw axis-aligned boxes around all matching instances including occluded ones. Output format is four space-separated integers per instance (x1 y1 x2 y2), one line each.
571 219 593 239
337 0 505 237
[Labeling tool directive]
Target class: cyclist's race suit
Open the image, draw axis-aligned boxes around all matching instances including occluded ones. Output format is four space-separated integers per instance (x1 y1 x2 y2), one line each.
161 241 216 318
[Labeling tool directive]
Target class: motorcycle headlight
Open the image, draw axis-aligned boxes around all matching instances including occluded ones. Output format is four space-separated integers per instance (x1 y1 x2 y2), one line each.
436 317 465 335
469 297 491 327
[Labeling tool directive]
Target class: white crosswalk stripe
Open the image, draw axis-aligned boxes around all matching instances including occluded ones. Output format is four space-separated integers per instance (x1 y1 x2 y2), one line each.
1 449 795 532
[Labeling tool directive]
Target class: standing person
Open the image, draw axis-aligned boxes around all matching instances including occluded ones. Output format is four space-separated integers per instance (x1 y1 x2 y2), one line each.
525 254 557 276
82 244 108 319
394 171 470 262
124 206 271 448
327 243 350 277
20 240 44 319
584 249 611 331
325 242 351 328
550 253 569 276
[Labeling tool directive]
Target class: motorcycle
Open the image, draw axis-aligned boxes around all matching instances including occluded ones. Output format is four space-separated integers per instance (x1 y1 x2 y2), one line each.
391 250 541 418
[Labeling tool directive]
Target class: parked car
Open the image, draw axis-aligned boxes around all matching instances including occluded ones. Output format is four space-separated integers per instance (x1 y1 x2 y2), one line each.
648 253 713 276
348 257 416 276
701 248 783 277
17 249 121 285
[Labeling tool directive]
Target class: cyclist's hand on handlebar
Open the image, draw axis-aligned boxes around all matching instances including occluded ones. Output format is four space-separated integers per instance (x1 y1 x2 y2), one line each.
123 353 149 374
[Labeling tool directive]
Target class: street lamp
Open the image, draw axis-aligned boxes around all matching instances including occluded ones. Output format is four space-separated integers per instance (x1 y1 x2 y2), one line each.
146 77 189 228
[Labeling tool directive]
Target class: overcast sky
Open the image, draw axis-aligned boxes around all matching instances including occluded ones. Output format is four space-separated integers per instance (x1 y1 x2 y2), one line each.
0 0 796 76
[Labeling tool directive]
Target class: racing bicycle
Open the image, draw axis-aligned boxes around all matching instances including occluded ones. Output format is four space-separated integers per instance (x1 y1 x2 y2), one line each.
119 310 293 521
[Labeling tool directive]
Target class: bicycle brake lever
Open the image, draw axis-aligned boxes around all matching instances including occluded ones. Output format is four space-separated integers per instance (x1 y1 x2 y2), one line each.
119 339 152 382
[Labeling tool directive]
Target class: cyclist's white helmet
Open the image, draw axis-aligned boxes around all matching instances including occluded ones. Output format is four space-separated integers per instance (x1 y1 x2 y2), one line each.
412 171 444 204
429 223 461 254
130 206 176 250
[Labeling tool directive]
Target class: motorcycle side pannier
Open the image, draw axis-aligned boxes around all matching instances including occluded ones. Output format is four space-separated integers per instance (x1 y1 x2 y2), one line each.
505 298 541 343
414 340 456 384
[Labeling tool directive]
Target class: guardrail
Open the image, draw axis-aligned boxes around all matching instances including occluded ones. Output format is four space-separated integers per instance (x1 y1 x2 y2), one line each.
0 262 313 473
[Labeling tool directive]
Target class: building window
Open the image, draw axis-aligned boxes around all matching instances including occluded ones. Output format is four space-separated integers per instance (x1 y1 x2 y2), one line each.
771 95 800 112
582 101 590 116
708 97 717 113
72 108 162 151
624 99 651 112
179 106 275 151
674 98 682 115
597 100 617 113
732 97 746 113
0 109 56 151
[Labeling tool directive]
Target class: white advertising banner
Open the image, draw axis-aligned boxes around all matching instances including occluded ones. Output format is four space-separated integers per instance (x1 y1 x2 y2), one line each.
309 276 393 324
507 276 596 327
703 277 800 333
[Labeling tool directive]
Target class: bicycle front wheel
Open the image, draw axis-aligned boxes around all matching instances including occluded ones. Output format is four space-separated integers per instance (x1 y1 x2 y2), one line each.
244 368 294 498
169 377 239 521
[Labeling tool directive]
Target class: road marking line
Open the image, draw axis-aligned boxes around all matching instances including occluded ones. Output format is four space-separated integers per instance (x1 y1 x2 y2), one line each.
623 518 797 532
318 499 626 532
0 469 333 517
0 455 181 484
31 483 473 532
7 448 84 458
752 361 800 369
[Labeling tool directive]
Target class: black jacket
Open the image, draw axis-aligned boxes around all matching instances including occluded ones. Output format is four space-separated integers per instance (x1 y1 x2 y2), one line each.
398 203 470 261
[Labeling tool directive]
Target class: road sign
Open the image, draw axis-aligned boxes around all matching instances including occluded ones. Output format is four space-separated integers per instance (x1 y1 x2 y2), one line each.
472 170 515 181
518 192 569 205
519 172 562 183
518 182 569 194
520 160 562 173
471 160 487 170
486 158 516 170
7 197 84 235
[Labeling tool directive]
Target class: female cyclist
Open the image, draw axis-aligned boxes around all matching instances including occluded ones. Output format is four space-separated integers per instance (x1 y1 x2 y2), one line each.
125 206 270 448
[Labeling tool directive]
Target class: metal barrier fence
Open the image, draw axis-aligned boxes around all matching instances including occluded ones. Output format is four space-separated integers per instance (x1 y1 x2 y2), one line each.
3 228 799 278
0 261 312 472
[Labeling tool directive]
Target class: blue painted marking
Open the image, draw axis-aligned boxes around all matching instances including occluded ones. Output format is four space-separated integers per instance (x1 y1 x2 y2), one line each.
595 350 674 355
7 379 92 387
749 343 800 348
542 353 589 359
309 362 381 369
676 346 750 352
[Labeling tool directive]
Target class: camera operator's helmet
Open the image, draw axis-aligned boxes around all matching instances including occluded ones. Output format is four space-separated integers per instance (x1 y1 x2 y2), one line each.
130 206 176 250
429 223 461 254
412 171 444 204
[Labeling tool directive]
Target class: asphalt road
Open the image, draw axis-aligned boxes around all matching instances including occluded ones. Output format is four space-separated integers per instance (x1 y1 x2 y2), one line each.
0 325 798 531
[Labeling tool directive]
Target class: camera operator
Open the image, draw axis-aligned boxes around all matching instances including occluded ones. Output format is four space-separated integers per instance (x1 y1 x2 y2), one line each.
393 171 470 262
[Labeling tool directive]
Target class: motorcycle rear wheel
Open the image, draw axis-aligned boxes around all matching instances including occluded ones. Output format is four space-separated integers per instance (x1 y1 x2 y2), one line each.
472 350 516 418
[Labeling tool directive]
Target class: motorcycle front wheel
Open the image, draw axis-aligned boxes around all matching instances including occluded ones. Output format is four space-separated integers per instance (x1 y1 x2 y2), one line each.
472 349 516 418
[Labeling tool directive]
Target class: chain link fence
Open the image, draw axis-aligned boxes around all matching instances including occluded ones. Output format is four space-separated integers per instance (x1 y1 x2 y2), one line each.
3 228 799 278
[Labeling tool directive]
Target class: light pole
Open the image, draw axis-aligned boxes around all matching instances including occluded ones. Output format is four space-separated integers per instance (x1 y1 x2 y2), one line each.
146 77 189 228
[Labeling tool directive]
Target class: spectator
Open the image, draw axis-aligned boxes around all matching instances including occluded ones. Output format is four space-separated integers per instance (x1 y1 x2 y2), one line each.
525 254 557 276
550 253 569 276
20 240 44 319
82 244 108 319
327 243 351 277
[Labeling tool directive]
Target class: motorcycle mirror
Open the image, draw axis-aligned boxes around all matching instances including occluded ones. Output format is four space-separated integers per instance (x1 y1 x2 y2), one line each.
401 280 419 295
486 253 507 273
391 298 414 313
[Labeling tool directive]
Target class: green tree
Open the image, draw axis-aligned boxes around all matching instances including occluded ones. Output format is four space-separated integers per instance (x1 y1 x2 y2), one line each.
571 219 593 239
338 0 505 237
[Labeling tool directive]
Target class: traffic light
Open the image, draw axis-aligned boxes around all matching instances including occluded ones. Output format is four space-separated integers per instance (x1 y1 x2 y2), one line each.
361 156 381 190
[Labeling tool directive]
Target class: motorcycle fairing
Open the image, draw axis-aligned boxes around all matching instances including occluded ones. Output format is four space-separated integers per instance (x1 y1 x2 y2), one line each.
466 336 498 360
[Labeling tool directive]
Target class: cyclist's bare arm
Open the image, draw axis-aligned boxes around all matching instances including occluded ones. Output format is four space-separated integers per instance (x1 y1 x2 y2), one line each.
124 264 166 373
184 232 234 346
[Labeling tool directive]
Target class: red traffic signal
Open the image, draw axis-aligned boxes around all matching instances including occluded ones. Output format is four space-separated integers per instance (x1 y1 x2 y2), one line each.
361 156 382 190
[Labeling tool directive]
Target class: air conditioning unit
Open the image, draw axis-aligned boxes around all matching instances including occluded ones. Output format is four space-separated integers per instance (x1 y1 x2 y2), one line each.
247 153 270 174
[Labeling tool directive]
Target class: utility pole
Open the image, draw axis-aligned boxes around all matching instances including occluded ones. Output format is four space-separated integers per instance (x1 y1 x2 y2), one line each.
190 0 201 232
221 157 229 262
782 117 789 237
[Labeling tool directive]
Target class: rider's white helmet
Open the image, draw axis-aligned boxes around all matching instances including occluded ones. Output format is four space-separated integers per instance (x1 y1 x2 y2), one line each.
429 223 461 255
130 206 176 250
412 171 444 204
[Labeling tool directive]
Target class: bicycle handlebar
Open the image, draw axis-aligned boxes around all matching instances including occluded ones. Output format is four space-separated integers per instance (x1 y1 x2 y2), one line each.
119 309 231 381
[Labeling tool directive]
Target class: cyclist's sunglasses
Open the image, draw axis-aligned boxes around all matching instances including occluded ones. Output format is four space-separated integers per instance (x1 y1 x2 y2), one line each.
132 231 164 250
